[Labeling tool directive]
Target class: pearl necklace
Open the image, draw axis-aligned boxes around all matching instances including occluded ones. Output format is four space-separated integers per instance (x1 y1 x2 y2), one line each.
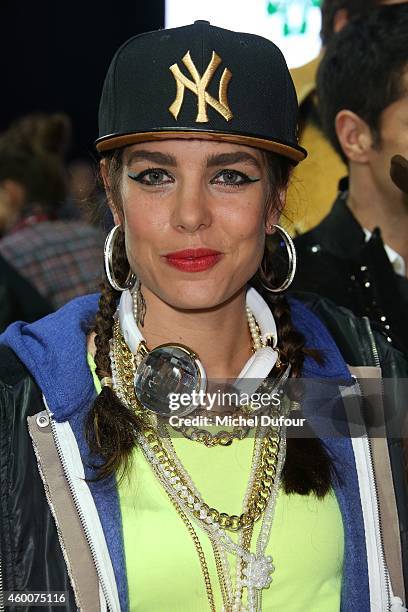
130 286 287 447
246 305 263 351
136 424 286 612
134 286 263 349
111 317 284 610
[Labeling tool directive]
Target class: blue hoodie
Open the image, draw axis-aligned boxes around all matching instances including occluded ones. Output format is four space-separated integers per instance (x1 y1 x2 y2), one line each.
0 294 370 611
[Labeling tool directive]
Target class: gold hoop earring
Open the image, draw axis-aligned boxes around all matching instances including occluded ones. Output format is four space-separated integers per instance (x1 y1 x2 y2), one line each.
259 224 297 293
104 224 136 291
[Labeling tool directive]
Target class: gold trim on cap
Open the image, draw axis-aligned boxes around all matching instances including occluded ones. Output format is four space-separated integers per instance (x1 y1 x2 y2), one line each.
96 131 306 163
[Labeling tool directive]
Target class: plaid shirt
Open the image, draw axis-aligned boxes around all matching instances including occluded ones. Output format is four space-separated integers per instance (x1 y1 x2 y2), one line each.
0 221 105 309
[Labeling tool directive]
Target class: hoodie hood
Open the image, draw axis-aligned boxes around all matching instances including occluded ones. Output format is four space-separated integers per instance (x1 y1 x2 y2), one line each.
0 293 99 420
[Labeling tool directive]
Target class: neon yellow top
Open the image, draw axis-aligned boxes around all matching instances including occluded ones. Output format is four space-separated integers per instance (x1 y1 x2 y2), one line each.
89 356 344 611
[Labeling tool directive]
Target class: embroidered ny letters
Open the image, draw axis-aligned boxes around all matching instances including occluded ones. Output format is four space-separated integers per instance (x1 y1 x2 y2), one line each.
169 51 233 123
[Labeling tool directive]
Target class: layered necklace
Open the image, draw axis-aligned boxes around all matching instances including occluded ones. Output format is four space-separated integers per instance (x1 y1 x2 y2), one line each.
110 288 290 611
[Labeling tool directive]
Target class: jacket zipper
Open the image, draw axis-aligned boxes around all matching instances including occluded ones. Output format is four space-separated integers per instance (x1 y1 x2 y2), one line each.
365 434 391 610
353 322 391 610
44 406 112 611
362 316 381 368
363 318 391 609
351 375 391 609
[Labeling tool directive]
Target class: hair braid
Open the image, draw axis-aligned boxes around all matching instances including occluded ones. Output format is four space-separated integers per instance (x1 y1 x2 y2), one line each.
265 292 332 498
266 294 305 377
85 228 140 481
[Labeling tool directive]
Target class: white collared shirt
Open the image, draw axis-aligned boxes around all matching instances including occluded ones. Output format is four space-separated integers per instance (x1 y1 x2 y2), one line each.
363 228 406 277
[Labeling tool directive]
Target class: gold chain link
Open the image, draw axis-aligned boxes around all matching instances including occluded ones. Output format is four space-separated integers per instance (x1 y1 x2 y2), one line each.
172 422 250 447
141 425 280 532
161 472 217 612
210 540 232 611
112 319 281 532
112 319 284 608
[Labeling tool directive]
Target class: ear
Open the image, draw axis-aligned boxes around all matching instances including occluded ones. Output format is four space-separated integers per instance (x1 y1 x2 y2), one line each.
100 158 110 194
335 110 373 164
333 8 349 34
265 189 285 234
100 158 122 226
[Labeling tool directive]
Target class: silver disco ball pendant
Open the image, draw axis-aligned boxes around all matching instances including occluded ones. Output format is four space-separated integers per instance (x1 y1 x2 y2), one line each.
134 344 205 417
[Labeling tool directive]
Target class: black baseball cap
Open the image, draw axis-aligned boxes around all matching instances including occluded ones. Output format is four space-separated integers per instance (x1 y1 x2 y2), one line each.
96 21 307 164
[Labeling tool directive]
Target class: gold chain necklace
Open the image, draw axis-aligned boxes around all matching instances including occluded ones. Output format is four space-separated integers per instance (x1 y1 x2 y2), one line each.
111 319 284 610
163 487 217 611
112 319 281 531
170 306 263 447
111 322 219 610
161 424 276 611
170 413 251 447
112 318 259 446
128 296 274 447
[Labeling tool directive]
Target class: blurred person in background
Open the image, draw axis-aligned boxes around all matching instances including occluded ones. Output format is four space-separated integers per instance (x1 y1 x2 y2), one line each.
69 159 99 209
0 113 105 308
287 0 404 234
0 112 70 236
293 4 408 356
0 253 51 332
58 158 106 221
66 157 110 226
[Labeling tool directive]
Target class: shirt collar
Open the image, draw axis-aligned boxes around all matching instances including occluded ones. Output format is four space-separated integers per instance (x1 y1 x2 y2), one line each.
363 228 406 276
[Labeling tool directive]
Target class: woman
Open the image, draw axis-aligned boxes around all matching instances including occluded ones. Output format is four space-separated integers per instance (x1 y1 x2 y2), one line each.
0 21 405 612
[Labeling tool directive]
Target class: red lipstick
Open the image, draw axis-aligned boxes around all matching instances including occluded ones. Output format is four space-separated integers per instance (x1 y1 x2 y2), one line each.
164 248 223 272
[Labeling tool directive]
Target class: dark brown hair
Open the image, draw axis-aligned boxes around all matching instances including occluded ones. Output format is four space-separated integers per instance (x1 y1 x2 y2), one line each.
86 148 333 497
320 0 377 46
0 113 71 210
318 4 408 164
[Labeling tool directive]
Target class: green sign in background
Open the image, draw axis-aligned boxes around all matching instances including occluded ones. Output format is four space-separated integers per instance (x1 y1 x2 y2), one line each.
267 0 322 36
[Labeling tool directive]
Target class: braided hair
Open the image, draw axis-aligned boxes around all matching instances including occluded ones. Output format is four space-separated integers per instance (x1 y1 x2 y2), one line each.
86 151 140 480
253 153 332 497
86 149 333 496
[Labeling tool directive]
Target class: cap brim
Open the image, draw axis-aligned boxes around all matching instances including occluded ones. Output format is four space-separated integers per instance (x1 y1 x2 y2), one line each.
95 129 307 163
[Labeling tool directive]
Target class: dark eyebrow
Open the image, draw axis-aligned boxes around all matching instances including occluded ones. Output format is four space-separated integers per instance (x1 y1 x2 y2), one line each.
125 150 177 167
206 152 261 170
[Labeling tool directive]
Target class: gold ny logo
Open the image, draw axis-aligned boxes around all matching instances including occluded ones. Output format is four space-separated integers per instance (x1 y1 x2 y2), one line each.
169 51 233 123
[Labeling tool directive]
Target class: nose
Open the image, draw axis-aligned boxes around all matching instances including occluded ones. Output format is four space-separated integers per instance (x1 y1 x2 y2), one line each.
170 179 212 233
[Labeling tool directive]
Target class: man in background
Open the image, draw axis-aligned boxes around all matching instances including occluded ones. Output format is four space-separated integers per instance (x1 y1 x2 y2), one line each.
292 3 408 355
287 0 402 233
